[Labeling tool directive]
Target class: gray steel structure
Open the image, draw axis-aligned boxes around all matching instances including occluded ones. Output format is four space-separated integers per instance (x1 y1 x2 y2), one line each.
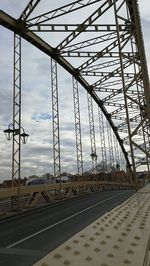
98 108 107 170
0 0 150 183
51 58 61 178
87 93 97 172
72 77 83 176
12 34 22 185
106 119 115 168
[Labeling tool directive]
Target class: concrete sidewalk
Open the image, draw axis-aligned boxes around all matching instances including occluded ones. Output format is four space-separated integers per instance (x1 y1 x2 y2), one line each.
33 185 150 266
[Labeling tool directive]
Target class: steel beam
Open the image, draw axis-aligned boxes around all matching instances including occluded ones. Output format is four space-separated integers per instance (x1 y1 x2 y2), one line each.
98 108 107 171
113 0 137 184
51 58 61 178
12 34 21 187
19 0 41 21
28 23 128 32
57 0 115 51
87 93 97 172
72 77 83 176
106 119 114 168
26 0 101 24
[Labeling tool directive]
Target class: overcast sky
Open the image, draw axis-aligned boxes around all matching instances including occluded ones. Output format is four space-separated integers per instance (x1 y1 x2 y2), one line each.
0 0 149 182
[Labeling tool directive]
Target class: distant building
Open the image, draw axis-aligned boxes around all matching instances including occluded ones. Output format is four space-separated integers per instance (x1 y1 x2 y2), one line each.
56 176 70 183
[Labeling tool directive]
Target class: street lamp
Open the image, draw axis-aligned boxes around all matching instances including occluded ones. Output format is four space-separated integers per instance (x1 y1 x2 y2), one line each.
90 152 98 176
4 123 29 144
90 152 97 160
4 123 29 209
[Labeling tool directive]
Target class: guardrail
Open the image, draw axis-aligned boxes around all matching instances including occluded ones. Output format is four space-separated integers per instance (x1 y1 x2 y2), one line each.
0 181 135 199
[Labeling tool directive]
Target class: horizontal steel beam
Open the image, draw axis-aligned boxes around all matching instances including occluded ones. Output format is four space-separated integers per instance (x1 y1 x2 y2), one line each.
27 23 128 32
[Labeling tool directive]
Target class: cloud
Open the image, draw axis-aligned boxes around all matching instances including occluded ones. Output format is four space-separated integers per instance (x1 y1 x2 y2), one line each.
32 112 52 121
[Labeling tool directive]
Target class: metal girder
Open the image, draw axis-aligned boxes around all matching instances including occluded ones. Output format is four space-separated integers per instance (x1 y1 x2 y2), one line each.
106 119 114 168
12 34 22 185
120 151 126 170
82 59 121 71
113 133 120 166
72 77 83 176
78 34 130 71
51 58 61 178
111 105 140 117
98 108 107 168
96 79 131 89
87 93 97 172
82 71 134 78
131 140 150 159
118 114 141 126
26 0 101 24
57 0 116 51
62 51 136 58
28 23 128 32
92 60 133 88
19 0 41 21
113 0 137 183
126 0 150 126
60 32 118 53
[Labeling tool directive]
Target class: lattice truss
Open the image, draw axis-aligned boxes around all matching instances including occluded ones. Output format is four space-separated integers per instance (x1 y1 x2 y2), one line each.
0 0 150 172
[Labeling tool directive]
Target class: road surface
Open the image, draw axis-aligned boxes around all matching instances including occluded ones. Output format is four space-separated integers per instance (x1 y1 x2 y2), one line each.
0 190 135 266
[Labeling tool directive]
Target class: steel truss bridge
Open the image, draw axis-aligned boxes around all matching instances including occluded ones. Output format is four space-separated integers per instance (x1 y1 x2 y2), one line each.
0 0 150 201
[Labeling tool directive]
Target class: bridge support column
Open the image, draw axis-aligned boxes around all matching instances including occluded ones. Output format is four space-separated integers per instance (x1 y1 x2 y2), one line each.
72 77 83 179
87 93 97 173
113 0 137 187
51 58 61 182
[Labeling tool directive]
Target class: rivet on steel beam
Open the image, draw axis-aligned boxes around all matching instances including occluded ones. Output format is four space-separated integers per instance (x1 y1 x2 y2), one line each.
63 260 70 265
84 243 90 248
107 253 114 257
118 238 123 242
85 256 92 261
74 250 80 255
54 253 62 259
73 239 79 243
94 247 100 252
105 235 111 239
100 240 106 245
121 232 127 236
65 246 71 250
123 259 131 264
131 242 137 246
127 249 134 254
89 237 95 241
134 235 141 240
113 245 119 249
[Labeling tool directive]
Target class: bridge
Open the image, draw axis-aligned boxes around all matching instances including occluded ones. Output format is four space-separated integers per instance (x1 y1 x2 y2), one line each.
0 0 150 265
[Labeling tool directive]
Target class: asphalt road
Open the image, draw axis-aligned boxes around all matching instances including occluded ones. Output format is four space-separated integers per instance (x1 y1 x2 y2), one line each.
0 189 135 266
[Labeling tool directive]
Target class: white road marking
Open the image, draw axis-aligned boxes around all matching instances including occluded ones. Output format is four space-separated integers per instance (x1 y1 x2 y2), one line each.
7 191 127 248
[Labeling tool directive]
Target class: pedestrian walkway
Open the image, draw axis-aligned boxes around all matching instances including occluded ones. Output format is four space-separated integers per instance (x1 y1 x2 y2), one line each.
33 184 150 266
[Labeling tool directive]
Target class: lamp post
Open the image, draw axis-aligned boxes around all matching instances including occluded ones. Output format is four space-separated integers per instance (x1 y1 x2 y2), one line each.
4 123 29 209
4 124 29 143
91 152 98 175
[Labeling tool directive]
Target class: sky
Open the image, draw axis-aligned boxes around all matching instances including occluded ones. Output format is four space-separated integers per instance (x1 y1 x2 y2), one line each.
0 0 150 182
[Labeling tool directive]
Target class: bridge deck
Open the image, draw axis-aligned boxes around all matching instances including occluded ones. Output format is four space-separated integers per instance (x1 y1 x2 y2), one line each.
33 184 150 266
